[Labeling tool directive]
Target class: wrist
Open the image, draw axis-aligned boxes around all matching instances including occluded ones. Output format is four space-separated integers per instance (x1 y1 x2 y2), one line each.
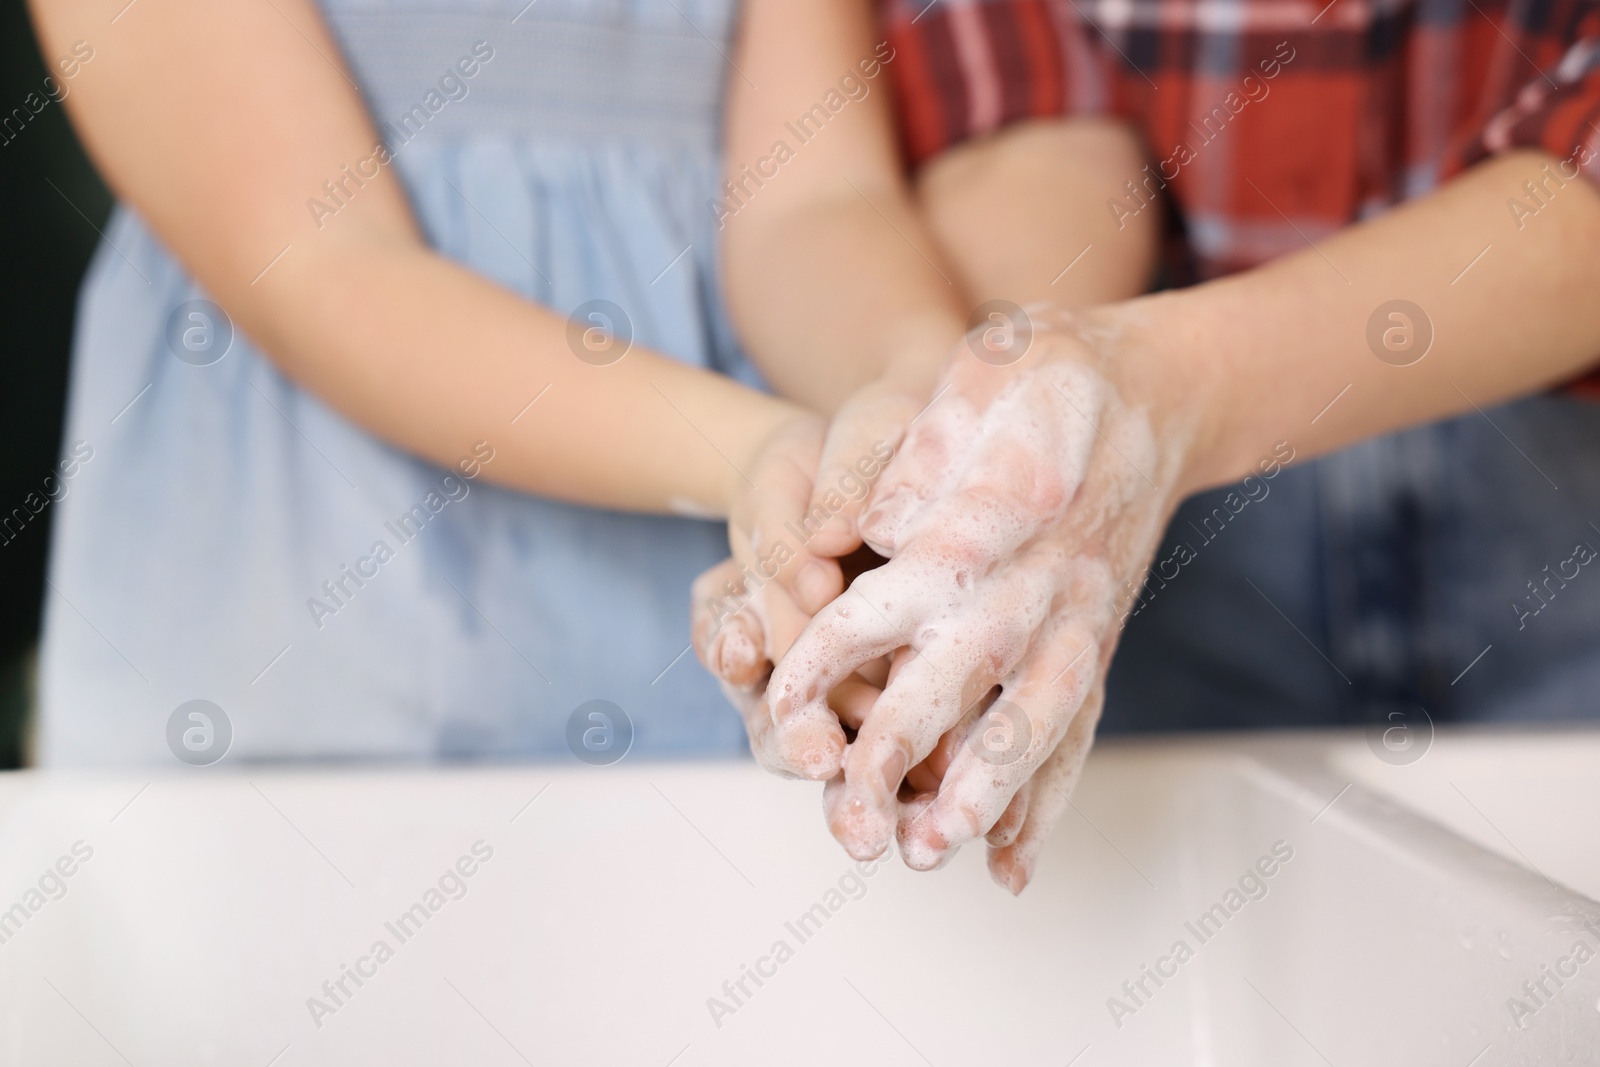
1081 289 1245 499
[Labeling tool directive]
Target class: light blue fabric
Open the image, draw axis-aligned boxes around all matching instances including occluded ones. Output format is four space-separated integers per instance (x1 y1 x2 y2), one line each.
38 0 754 765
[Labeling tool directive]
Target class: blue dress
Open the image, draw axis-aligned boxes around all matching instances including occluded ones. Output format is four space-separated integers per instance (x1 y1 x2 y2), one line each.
39 0 753 765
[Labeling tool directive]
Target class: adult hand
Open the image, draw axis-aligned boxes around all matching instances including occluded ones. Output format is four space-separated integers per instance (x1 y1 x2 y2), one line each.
765 302 1214 892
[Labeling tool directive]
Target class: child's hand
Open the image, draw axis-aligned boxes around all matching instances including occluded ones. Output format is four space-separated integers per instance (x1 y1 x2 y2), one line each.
691 374 933 776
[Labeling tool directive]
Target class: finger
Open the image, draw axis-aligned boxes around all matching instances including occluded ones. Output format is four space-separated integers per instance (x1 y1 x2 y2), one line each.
900 790 937 833
803 384 922 562
762 571 920 779
891 790 963 871
905 688 993 793
718 678 794 778
829 546 1062 860
730 420 845 618
987 684 1105 894
756 706 847 781
898 602 1104 871
905 754 944 795
822 772 848 824
760 575 815 666
985 781 1030 848
857 652 892 690
705 581 850 783
691 559 769 689
824 648 982 860
826 674 882 733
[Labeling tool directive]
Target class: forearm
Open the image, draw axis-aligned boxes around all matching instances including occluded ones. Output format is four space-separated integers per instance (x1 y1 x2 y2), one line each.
726 191 967 405
37 0 804 519
723 0 966 410
1134 150 1600 494
243 237 806 517
914 117 1162 308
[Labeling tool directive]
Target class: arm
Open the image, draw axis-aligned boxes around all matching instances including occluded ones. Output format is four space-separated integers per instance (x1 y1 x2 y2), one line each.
765 148 1600 885
913 116 1161 308
31 0 808 518
721 0 962 413
724 5 1161 404
1169 149 1600 492
704 0 1160 675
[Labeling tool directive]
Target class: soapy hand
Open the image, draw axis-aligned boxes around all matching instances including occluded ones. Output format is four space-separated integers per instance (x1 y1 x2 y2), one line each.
691 378 918 777
766 305 1205 891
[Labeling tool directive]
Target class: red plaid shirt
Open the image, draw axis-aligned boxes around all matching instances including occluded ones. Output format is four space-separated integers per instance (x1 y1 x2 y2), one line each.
878 0 1600 391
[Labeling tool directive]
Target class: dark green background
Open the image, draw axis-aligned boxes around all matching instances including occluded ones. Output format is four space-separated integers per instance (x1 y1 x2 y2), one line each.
0 0 111 766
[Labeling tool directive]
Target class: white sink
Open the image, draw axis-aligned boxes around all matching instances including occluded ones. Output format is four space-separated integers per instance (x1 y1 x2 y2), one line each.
1326 726 1600 902
0 729 1595 1066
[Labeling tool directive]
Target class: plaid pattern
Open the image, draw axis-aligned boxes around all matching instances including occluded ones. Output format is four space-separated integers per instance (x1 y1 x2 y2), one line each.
879 0 1600 285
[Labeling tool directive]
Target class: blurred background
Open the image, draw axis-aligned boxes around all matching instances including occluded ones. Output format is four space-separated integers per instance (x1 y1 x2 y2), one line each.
0 0 109 767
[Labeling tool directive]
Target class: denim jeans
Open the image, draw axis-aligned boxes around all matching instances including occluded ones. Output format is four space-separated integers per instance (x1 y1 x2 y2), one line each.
1103 394 1600 732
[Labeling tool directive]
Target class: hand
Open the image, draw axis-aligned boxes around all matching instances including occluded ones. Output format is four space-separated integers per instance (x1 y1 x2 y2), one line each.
691 370 941 776
765 303 1212 891
692 414 826 696
690 547 890 778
